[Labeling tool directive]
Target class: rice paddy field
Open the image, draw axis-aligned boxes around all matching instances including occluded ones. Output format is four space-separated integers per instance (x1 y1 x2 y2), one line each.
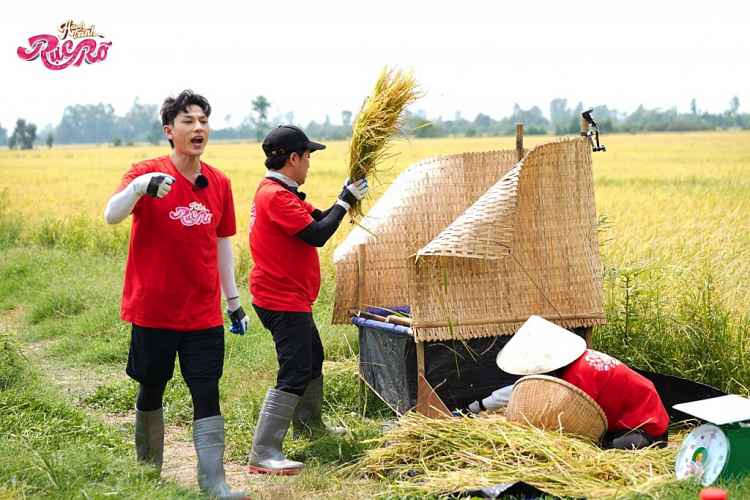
0 130 748 498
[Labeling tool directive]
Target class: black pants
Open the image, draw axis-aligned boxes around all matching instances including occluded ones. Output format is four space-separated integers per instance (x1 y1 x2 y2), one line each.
253 304 323 396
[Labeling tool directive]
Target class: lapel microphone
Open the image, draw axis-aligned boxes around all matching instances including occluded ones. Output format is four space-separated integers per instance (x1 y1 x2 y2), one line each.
193 175 208 191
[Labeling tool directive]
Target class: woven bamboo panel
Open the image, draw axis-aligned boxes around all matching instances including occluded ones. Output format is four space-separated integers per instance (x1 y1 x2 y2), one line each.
409 138 605 341
333 137 605 342
417 163 522 259
332 150 519 323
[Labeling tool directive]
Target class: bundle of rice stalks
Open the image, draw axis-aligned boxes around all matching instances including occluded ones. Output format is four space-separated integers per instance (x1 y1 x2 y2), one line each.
347 67 422 217
344 413 679 498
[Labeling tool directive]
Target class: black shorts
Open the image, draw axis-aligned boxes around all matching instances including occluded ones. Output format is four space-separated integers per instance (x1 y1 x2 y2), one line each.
126 324 225 386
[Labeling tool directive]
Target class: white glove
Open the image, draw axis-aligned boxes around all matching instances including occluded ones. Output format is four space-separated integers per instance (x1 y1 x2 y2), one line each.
104 173 175 224
345 177 369 200
132 173 175 199
468 385 514 414
335 177 369 211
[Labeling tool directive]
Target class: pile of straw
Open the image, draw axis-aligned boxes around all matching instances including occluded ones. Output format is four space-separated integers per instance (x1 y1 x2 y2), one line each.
346 413 679 498
347 67 421 216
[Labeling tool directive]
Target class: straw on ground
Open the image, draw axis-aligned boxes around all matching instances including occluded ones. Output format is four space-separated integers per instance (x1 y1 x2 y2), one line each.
347 413 679 498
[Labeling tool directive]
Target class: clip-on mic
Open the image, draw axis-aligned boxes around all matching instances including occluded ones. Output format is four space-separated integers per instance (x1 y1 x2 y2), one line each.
194 175 209 191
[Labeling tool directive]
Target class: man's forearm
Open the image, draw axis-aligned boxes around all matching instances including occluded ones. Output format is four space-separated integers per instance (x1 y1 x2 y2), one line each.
310 206 334 221
296 204 347 247
104 184 140 224
217 237 240 310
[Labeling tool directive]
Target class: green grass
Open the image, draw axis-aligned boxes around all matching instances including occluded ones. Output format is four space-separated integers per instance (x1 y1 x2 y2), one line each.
5 234 748 498
0 333 26 391
85 375 195 425
29 289 88 324
594 265 750 395
1 133 749 498
0 331 199 499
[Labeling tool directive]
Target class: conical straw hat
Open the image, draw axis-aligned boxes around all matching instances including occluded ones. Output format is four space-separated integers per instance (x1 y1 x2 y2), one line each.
496 315 586 375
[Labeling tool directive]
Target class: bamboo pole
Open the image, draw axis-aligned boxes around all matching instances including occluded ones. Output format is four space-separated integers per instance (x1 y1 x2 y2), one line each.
356 244 367 312
515 123 524 162
386 315 413 327
412 313 605 329
356 243 367 412
583 326 594 348
348 309 414 328
416 341 425 379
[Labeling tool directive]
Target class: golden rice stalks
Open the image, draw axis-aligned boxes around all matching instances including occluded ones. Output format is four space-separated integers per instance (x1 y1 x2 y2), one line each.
348 67 422 217
344 413 679 498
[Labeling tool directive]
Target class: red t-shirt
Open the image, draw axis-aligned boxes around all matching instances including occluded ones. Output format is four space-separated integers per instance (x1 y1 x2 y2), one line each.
116 156 236 331
249 178 320 312
562 349 669 437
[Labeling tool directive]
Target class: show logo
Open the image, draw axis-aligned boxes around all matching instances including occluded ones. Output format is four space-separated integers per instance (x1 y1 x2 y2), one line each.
17 20 112 71
170 202 214 227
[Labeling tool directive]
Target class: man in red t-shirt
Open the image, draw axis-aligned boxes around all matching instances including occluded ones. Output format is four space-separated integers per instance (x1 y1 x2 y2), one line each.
493 315 669 449
104 90 247 499
246 125 368 475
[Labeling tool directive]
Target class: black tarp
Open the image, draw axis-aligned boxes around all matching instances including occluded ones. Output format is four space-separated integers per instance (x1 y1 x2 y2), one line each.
358 323 417 414
450 481 555 499
634 369 726 421
358 323 519 413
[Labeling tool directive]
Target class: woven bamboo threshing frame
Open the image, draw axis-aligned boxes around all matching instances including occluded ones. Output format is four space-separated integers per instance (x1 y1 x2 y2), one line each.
333 137 605 343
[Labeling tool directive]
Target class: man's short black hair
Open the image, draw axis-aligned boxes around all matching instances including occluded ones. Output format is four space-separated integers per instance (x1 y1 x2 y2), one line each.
265 149 306 170
160 90 211 148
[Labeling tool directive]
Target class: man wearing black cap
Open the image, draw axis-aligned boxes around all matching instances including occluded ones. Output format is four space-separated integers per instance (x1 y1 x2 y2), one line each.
246 125 368 475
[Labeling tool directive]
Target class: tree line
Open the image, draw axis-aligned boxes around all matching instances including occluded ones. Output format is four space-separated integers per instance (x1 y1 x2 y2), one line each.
1 96 747 149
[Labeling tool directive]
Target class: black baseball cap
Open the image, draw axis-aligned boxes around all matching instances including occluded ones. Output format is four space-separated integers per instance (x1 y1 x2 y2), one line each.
262 125 326 158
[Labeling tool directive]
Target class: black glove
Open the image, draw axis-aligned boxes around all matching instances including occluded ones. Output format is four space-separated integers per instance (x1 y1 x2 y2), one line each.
131 173 175 199
145 175 174 198
227 305 248 335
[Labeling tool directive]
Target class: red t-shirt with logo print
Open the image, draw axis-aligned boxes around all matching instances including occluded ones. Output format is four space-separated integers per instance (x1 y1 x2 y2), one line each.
249 178 320 312
561 349 669 437
116 156 236 331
